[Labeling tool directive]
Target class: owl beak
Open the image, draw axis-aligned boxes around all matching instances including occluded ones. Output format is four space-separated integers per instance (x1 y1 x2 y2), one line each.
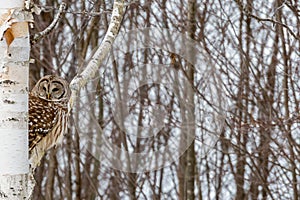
47 93 51 99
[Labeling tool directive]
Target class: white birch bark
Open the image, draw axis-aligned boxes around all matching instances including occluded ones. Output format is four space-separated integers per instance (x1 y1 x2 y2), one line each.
69 0 125 110
0 0 34 199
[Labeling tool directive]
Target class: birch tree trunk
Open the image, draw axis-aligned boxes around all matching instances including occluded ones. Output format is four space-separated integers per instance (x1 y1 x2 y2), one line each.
0 0 34 199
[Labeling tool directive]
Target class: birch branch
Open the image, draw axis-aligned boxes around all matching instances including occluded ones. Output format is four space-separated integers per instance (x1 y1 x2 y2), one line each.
68 0 125 111
31 2 66 45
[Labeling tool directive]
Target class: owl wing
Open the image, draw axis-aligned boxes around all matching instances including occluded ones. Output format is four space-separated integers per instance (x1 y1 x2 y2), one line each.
28 95 59 152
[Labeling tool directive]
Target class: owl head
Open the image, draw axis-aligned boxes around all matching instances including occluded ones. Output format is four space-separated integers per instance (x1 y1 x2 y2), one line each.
31 75 70 102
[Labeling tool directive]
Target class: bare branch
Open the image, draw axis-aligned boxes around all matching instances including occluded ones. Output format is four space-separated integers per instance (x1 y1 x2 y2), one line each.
234 0 299 40
247 13 299 40
31 2 66 45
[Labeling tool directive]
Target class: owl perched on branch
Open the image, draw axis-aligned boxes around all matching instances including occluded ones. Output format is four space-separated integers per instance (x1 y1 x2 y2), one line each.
28 75 70 165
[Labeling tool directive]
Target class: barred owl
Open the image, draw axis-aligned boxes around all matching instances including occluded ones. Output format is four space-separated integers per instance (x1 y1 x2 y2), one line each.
29 75 70 157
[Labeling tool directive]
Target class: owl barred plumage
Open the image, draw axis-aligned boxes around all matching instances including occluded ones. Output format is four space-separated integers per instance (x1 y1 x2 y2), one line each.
29 75 70 157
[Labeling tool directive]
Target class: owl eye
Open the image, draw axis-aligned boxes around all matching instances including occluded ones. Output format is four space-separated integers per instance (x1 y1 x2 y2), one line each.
43 86 47 91
52 88 59 92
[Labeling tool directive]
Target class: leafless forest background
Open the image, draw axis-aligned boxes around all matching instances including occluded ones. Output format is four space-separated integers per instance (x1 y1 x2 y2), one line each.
30 0 299 199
